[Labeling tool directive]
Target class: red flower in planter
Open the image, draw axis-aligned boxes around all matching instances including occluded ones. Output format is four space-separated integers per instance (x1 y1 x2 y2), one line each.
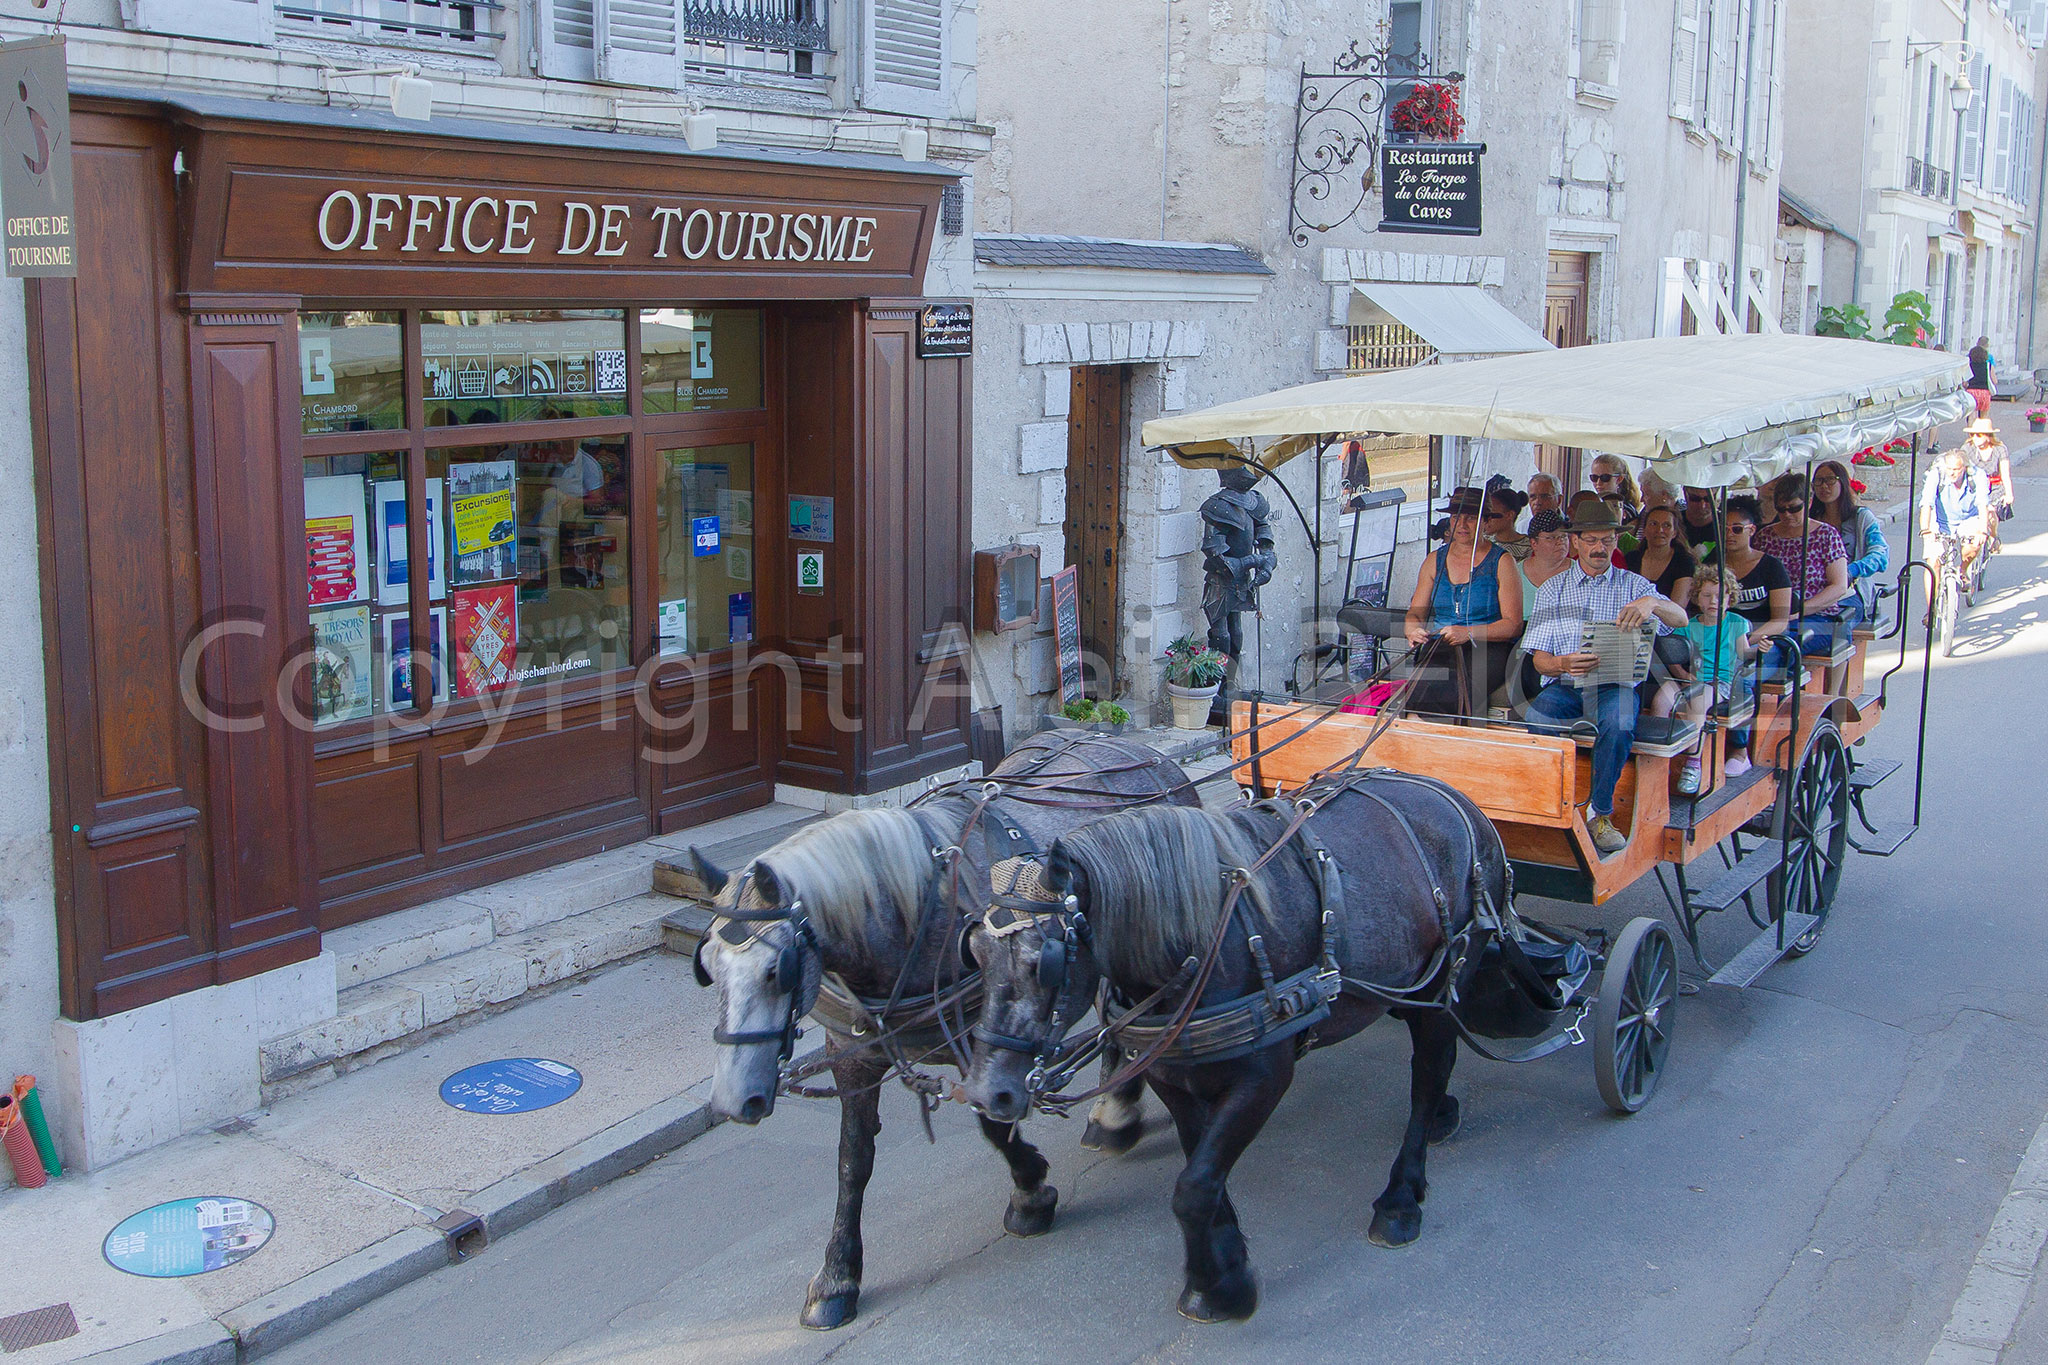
1389 82 1465 140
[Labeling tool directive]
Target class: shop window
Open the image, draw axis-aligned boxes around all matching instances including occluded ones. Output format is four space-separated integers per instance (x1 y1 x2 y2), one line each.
656 443 755 656
299 311 404 436
421 309 628 426
302 452 414 725
640 308 765 414
429 440 633 693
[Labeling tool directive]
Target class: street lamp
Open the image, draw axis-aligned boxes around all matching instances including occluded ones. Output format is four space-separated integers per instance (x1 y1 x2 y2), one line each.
1951 68 1975 115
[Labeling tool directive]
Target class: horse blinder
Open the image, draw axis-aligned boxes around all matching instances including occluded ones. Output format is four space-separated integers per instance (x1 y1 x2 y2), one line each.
692 938 714 988
1037 934 1068 991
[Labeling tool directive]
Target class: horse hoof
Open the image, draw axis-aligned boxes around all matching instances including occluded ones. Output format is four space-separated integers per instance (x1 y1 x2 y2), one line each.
800 1289 859 1331
1428 1094 1461 1145
1178 1272 1258 1323
1081 1118 1145 1154
1368 1207 1422 1249
1004 1184 1058 1237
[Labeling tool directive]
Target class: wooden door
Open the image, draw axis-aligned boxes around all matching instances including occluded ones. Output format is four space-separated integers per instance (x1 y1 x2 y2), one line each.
1065 366 1130 696
1539 251 1591 490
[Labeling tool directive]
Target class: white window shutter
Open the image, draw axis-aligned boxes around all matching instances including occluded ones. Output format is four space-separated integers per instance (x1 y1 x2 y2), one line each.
1962 56 1986 181
121 0 272 45
1995 78 2015 196
862 0 950 119
598 0 681 88
2031 2 2048 46
537 0 598 81
1670 0 1700 120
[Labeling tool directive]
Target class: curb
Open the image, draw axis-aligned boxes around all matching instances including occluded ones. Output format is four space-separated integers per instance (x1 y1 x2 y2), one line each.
93 1093 728 1364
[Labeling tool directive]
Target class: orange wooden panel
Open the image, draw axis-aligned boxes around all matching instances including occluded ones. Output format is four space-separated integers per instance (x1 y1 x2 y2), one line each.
1228 702 1577 827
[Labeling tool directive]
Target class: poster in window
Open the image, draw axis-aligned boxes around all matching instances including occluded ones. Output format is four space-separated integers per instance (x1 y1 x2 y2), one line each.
310 604 372 725
374 479 446 606
382 608 449 711
304 474 368 606
452 583 518 698
658 598 689 655
719 489 753 533
729 591 753 645
448 461 517 584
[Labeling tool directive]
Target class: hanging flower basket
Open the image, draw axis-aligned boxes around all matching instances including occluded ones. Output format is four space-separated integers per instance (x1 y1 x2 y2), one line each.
1388 82 1465 142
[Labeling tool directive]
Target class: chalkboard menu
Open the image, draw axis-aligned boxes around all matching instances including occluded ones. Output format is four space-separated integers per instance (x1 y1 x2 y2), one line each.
1379 143 1484 237
1050 565 1083 704
918 304 973 358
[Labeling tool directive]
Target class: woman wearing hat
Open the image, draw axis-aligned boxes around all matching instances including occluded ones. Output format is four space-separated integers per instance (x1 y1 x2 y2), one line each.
1402 486 1524 717
1964 416 2015 555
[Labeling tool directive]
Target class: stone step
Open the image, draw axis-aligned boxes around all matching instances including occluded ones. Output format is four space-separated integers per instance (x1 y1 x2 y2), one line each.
651 808 822 903
260 893 680 1086
325 803 816 992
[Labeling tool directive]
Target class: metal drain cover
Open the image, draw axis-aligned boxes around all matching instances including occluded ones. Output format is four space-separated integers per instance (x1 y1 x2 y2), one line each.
0 1303 80 1354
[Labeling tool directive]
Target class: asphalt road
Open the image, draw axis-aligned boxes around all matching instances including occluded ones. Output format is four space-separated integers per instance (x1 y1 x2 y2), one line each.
271 489 2048 1365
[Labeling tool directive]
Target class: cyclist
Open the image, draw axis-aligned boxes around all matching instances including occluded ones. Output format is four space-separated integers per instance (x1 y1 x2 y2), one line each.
1919 445 1991 624
1962 417 2015 554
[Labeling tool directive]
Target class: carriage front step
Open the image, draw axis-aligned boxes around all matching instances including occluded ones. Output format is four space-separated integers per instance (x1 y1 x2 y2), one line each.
1707 913 1819 989
1687 844 1786 914
1847 758 1901 792
1851 824 1916 856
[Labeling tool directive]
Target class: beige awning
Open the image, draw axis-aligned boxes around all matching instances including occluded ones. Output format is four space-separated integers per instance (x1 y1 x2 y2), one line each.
1143 334 1969 487
1348 283 1552 355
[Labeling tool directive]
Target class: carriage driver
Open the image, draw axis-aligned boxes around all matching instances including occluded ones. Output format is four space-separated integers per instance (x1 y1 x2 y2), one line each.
1520 499 1689 857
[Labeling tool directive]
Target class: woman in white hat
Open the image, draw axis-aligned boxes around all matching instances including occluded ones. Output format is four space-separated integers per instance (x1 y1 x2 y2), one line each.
1964 415 2015 555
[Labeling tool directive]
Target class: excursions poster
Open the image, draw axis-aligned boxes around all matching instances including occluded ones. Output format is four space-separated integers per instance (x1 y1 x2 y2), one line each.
304 474 368 606
448 460 517 584
310 604 373 725
452 584 518 697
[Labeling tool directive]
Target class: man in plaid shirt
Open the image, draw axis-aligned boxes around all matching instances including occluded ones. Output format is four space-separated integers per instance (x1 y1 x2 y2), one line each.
1522 500 1688 855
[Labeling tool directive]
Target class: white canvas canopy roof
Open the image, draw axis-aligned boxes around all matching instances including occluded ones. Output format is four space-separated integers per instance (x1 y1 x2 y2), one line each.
1142 334 1970 487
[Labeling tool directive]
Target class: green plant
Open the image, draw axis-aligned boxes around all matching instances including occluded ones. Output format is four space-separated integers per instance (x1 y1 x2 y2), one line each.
1815 303 1872 340
1162 633 1230 688
1880 290 1934 346
1058 698 1130 725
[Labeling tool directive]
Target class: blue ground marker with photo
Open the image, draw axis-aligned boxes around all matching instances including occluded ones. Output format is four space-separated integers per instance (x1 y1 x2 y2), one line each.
103 1197 275 1277
439 1058 583 1114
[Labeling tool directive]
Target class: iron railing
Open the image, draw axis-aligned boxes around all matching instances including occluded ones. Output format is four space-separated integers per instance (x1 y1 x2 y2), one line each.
683 0 829 75
1346 323 1435 373
277 0 501 45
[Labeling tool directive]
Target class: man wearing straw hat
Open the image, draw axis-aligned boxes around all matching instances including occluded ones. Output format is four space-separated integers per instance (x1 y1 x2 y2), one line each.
1519 499 1688 856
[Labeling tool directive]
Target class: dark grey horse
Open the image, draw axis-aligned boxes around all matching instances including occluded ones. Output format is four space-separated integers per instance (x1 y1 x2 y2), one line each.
692 731 1197 1329
963 774 1501 1322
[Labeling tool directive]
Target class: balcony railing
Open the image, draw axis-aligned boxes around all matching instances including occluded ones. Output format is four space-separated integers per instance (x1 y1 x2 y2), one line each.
1903 155 1952 200
683 0 830 77
278 0 502 47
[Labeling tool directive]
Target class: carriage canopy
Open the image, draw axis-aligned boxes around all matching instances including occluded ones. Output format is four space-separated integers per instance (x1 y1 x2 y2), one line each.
1141 334 1971 489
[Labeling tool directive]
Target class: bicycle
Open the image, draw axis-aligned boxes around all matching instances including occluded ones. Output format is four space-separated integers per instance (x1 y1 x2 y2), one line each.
1928 532 1970 658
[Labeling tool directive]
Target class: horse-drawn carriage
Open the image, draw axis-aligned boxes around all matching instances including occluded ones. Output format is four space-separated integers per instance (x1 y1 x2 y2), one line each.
691 334 1965 1327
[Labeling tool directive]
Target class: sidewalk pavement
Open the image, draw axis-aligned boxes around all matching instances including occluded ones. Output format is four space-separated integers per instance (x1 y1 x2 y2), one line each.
0 950 726 1365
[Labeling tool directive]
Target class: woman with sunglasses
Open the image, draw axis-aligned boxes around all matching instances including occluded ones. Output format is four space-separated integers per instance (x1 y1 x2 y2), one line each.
1809 460 1889 622
1703 495 1794 678
1757 471 1858 652
1403 486 1524 717
1483 485 1532 559
1587 454 1643 522
1622 505 1696 608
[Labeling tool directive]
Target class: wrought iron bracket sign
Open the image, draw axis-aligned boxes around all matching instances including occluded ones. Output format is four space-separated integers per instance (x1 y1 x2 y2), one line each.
1288 39 1465 247
1380 142 1484 236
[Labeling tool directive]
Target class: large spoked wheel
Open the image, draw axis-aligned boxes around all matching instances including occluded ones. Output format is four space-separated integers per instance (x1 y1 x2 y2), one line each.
1767 719 1851 957
1593 917 1677 1115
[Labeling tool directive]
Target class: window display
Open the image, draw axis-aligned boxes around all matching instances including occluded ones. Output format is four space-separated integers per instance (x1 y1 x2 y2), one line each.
421 309 628 425
302 452 407 726
299 311 404 435
641 308 765 414
658 443 755 656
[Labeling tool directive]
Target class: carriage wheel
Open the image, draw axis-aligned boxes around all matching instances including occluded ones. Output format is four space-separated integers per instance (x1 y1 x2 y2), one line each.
1593 918 1677 1115
1766 720 1851 957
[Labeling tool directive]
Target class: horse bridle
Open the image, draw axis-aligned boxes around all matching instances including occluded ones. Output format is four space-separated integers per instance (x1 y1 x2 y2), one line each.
695 873 822 1066
969 859 1094 1093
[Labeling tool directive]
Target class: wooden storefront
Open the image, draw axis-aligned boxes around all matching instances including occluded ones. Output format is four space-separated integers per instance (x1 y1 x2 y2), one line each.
29 96 972 1021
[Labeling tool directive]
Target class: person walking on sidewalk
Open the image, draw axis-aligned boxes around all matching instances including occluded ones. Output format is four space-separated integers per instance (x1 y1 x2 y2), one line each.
1967 337 1994 417
1521 500 1687 856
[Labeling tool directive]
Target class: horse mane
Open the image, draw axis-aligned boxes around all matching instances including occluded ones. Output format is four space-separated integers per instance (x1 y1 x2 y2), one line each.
739 807 934 951
1054 805 1270 985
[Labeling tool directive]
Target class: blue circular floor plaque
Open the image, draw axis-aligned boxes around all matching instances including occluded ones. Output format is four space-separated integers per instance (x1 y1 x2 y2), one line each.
103 1196 275 1277
439 1058 583 1114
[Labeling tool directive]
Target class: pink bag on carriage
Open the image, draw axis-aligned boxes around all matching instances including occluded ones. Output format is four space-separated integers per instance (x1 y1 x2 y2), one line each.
1339 681 1401 716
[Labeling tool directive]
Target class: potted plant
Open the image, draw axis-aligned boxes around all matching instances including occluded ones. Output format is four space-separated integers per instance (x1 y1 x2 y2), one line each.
2028 407 2046 433
1162 634 1230 729
1042 697 1131 735
1387 82 1464 142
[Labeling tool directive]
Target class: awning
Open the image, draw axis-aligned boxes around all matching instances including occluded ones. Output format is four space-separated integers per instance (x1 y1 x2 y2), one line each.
1143 334 1970 488
1348 283 1552 356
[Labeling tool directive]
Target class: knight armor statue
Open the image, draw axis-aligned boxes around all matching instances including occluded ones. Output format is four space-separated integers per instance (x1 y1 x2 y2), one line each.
1199 464 1278 669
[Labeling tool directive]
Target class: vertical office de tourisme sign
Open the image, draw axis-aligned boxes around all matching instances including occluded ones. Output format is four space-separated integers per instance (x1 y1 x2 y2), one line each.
0 36 75 277
1379 142 1483 237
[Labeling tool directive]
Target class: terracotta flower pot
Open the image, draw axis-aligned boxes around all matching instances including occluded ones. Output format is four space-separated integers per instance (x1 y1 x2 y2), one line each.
1165 682 1221 729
